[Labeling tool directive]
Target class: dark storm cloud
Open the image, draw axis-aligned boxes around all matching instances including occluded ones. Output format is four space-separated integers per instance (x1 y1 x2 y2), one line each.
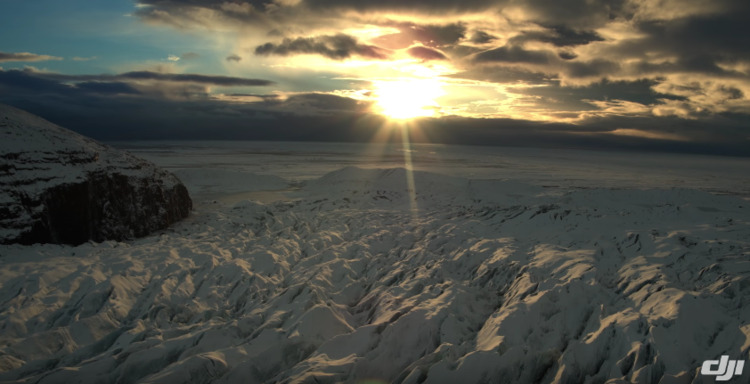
470 31 496 44
407 46 448 61
558 51 577 60
1 0 747 156
0 68 361 115
564 59 620 78
74 81 141 95
0 51 63 62
634 5 750 60
474 46 553 65
134 0 272 19
136 0 271 7
509 79 687 111
472 43 622 81
0 65 374 141
578 113 750 153
2 65 748 156
0 69 74 94
448 66 551 84
273 93 366 113
594 3 750 78
0 68 276 117
130 0 748 89
255 34 388 60
135 0 500 17
0 83 375 142
517 0 628 28
373 22 466 49
32 70 273 87
299 0 499 12
0 70 139 97
513 25 604 47
118 71 274 86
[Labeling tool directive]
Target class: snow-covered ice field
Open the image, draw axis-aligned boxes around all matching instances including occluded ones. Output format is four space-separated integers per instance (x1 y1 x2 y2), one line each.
1 141 749 383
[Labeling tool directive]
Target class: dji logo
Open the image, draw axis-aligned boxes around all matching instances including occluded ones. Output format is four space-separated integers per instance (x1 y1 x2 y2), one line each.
701 356 745 381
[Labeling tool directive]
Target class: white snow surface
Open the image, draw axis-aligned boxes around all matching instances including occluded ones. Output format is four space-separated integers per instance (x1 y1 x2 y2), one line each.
1 141 750 383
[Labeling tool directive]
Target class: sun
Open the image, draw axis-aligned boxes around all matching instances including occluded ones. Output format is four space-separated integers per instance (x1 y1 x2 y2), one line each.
373 78 444 120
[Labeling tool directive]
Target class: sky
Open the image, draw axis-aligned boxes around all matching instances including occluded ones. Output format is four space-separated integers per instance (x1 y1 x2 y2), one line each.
1 0 749 155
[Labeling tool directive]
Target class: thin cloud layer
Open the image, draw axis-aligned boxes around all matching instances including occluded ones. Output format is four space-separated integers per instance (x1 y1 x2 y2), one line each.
407 46 448 61
0 52 63 62
226 54 242 62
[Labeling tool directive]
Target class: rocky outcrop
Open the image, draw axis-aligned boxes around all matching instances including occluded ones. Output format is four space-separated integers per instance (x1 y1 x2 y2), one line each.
0 104 192 245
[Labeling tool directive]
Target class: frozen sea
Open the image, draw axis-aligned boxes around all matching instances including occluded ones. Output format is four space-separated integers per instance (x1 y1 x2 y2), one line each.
1 140 749 383
114 140 750 199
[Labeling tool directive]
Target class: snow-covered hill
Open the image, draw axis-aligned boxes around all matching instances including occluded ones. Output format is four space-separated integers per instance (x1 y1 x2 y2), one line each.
0 165 748 383
0 104 192 245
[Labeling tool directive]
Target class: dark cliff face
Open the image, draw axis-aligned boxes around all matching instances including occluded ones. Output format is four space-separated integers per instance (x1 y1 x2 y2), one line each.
0 104 192 245
15 172 192 245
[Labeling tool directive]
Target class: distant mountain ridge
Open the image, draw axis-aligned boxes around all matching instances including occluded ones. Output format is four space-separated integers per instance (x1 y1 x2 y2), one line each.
0 104 192 245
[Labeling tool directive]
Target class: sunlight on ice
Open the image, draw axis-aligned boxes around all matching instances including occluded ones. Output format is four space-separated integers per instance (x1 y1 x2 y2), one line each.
400 127 418 218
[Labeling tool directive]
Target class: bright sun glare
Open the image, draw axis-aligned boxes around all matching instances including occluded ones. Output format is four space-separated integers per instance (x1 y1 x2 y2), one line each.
373 78 444 120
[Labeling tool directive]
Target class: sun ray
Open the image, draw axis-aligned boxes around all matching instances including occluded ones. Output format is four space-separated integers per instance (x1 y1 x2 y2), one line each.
400 125 418 218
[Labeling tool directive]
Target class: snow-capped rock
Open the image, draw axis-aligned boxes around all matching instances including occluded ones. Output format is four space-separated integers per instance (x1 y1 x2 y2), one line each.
0 104 192 245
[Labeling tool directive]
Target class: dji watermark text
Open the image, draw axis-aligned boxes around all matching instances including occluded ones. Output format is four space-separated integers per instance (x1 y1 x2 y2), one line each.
701 356 745 381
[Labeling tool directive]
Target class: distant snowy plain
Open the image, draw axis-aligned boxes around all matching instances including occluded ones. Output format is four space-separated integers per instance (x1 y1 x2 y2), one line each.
1 141 749 383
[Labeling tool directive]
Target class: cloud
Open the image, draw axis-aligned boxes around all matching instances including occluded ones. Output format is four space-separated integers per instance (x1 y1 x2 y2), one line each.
605 128 688 142
226 54 242 62
0 69 76 94
0 68 276 113
2 0 748 156
372 22 466 49
2 65 748 156
129 0 749 88
0 69 142 99
448 66 551 84
581 4 750 81
301 0 498 12
72 56 98 62
514 0 629 29
268 93 367 115
407 46 448 61
167 54 181 61
512 25 604 47
517 79 685 107
255 34 388 60
32 69 274 87
135 0 500 17
474 45 553 65
119 71 274 87
181 52 201 60
0 51 63 63
470 30 496 44
134 0 271 25
563 59 620 79
74 81 141 95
